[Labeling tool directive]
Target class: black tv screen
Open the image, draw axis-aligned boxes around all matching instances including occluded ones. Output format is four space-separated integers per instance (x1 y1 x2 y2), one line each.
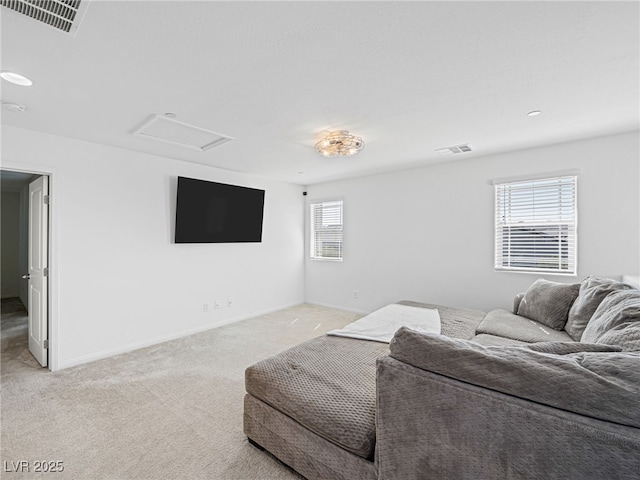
175 177 265 243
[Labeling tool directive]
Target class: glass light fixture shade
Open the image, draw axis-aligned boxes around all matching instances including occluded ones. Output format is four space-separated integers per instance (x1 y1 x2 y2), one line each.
315 130 365 157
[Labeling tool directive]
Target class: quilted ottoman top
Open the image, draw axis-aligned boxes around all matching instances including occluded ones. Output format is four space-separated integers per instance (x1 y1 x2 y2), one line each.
245 334 389 459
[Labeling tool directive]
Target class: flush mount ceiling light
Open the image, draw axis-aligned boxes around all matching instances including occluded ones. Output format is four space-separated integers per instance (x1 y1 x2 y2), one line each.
0 71 32 86
315 130 365 158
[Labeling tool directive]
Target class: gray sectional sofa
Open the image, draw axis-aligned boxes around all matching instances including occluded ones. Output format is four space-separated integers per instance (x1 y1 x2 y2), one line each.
244 277 640 479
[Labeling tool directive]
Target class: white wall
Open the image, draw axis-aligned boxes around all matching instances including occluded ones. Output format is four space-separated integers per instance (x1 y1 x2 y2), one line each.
18 184 29 307
1 191 21 298
305 131 640 313
2 125 305 369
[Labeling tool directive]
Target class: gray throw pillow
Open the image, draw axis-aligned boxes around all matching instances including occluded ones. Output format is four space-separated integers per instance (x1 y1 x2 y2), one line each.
565 276 634 341
524 341 622 354
517 279 580 330
581 289 640 343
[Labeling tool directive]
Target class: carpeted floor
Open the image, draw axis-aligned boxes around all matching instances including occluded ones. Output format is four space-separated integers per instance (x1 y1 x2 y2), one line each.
1 298 28 351
0 303 361 479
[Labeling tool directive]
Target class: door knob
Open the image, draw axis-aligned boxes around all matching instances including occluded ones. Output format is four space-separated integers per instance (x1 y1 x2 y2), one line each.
21 274 30 280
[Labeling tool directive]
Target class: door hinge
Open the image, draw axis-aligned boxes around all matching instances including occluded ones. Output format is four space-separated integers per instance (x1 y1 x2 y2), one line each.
44 195 50 205
44 267 49 277
44 339 49 349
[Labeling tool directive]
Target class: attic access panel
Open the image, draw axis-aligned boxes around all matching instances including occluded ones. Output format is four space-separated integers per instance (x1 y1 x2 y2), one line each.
0 0 90 36
133 115 235 152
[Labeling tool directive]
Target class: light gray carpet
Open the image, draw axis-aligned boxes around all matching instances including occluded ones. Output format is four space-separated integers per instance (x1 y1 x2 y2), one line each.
1 303 361 479
1 298 28 350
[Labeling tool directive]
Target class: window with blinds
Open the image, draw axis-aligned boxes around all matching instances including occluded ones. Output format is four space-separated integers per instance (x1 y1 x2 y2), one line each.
310 200 343 260
495 175 577 274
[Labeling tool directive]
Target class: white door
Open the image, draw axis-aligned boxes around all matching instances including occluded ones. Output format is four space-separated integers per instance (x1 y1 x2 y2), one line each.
26 176 49 367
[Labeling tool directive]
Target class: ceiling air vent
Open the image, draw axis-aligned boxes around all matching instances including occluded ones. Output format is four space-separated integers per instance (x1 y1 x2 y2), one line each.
0 0 90 37
133 115 235 152
435 143 474 157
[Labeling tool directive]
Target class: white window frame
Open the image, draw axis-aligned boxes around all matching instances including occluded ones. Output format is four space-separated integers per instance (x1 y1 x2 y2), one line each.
494 174 578 275
309 199 343 261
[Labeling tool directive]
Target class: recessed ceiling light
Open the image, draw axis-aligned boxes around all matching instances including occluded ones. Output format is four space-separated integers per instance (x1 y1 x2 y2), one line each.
527 110 542 117
0 71 33 86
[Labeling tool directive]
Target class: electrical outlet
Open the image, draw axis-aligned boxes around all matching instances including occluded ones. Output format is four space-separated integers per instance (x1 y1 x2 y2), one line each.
203 303 210 312
353 291 359 299
227 299 233 308
214 301 221 309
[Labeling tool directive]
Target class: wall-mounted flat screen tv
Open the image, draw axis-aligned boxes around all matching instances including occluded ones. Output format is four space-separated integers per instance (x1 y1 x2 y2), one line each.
175 177 265 243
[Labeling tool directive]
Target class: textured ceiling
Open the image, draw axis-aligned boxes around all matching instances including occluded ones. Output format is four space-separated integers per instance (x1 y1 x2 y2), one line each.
1 1 638 185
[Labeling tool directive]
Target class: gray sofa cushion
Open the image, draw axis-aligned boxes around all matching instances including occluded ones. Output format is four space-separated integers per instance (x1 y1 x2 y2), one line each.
243 395 377 480
582 289 640 344
476 309 574 343
376 355 640 480
596 323 640 352
565 276 635 341
469 337 619 354
524 341 622 354
517 279 580 330
245 334 389 459
389 327 640 428
398 300 485 340
471 333 529 346
513 292 525 314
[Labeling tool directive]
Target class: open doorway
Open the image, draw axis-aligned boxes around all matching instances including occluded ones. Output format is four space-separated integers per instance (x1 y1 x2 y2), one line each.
1 170 50 369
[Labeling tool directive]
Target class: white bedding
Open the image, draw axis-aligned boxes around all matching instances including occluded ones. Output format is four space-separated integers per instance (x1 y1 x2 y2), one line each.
327 303 441 343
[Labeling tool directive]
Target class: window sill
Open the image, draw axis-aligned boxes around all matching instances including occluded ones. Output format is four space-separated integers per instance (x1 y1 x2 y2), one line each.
494 268 577 277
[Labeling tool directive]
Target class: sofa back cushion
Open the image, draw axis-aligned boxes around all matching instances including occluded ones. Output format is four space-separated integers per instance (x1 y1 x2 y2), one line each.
596 324 640 352
581 289 640 344
516 279 579 330
390 327 640 429
476 309 574 343
565 277 635 341
524 341 621 354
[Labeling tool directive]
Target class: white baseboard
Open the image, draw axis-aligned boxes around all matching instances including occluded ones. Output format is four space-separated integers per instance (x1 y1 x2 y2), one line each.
56 302 303 371
304 301 368 315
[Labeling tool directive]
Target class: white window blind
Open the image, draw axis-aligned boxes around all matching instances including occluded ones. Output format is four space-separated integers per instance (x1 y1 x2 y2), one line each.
310 200 343 260
495 175 577 274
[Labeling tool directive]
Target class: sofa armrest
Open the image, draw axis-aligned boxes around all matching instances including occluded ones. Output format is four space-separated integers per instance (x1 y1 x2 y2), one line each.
387 327 640 428
513 292 525 314
375 354 640 480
